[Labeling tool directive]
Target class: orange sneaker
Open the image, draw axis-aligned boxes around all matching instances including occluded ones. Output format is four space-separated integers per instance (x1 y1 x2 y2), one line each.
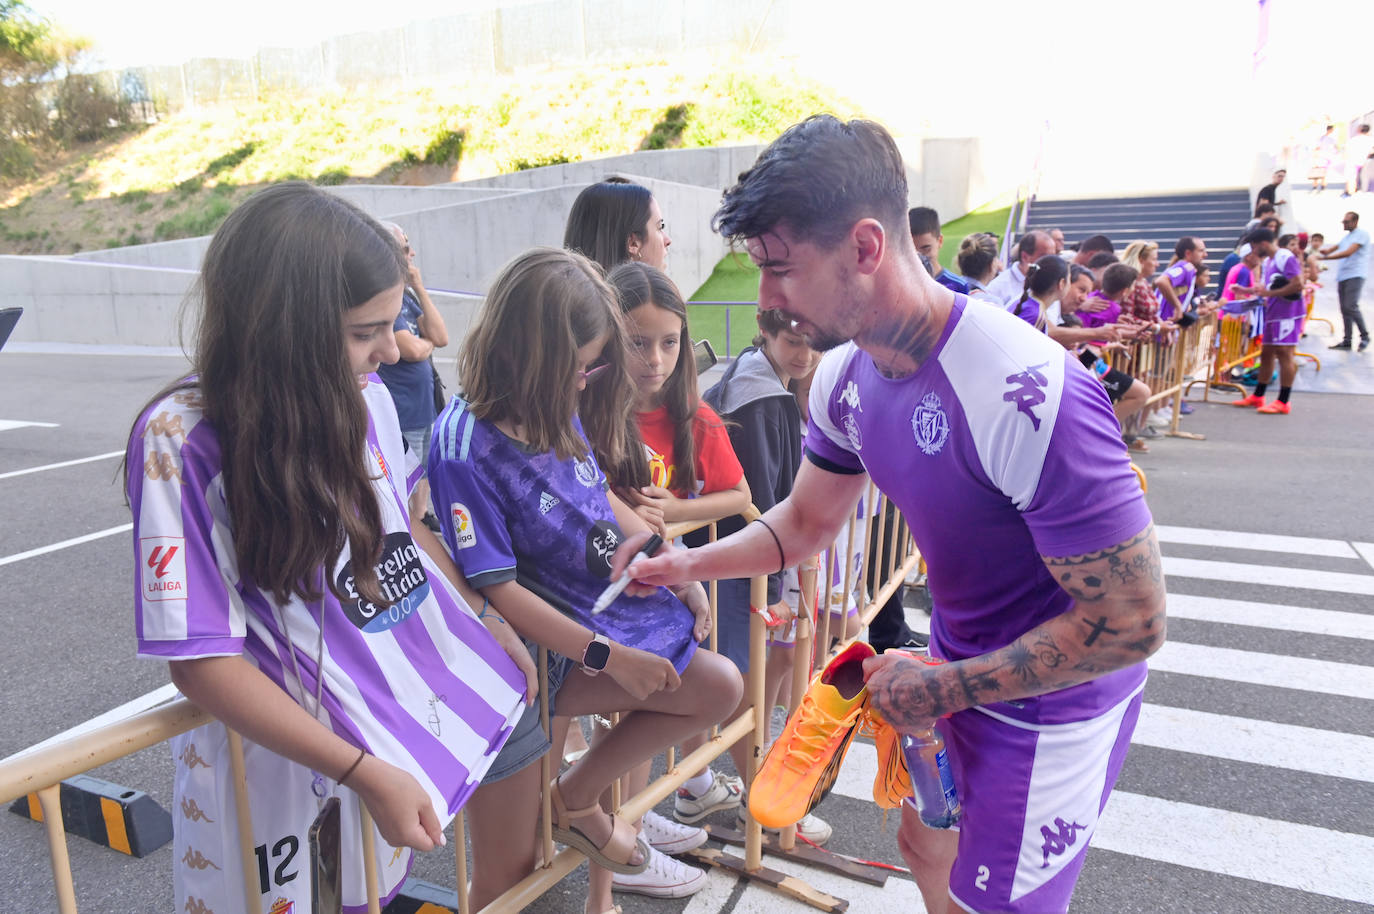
1256 400 1291 414
747 641 875 829
863 706 911 810
1232 394 1265 408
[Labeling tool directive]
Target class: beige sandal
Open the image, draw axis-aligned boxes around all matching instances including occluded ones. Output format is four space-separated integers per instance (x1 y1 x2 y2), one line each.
550 778 649 875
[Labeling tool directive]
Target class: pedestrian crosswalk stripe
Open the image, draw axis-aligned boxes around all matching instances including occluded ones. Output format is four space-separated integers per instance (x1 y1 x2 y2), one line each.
1163 556 1374 596
1167 593 1374 640
1094 792 1374 905
1131 704 1374 783
1354 542 1374 572
1149 641 1374 700
1156 524 1361 559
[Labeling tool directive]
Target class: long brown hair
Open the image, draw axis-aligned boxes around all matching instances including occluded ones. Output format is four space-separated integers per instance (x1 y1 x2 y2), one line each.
459 248 641 482
564 177 653 271
607 261 704 495
129 182 407 607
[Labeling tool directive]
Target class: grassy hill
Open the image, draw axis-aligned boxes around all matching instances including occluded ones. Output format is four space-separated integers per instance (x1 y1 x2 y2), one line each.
0 55 865 256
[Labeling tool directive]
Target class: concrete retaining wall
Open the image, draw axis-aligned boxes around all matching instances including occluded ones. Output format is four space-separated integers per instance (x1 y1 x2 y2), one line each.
457 145 766 193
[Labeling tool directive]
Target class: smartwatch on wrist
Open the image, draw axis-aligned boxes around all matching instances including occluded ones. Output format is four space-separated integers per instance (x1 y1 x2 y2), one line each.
581 633 611 676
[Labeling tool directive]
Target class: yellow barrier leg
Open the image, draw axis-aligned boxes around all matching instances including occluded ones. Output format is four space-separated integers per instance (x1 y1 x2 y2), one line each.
227 730 264 914
36 783 78 914
359 804 382 914
745 574 768 872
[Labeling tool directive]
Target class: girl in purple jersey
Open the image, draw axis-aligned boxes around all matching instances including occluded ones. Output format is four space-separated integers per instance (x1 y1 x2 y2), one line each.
125 183 532 913
434 248 742 914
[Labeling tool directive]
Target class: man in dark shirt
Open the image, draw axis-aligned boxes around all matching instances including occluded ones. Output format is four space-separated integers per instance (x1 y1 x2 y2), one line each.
1256 169 1286 211
909 206 969 294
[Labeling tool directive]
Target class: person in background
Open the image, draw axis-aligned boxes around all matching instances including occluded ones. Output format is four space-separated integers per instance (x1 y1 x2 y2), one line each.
1347 126 1373 197
956 232 1002 302
909 206 969 293
1087 251 1119 288
1047 226 1066 254
1072 233 1115 266
1316 211 1370 350
986 229 1055 306
1230 228 1305 413
1256 170 1287 213
565 176 672 272
376 222 448 527
1120 241 1165 326
1311 125 1338 193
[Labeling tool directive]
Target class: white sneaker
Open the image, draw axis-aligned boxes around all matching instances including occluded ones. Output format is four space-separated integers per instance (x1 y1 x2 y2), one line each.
738 807 833 846
673 771 743 824
611 844 707 897
640 810 707 855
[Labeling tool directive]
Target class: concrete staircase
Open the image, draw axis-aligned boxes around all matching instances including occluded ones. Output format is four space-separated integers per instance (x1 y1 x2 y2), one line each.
1024 189 1251 278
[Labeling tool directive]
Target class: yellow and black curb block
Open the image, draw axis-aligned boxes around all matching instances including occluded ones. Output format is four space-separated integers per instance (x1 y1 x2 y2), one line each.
8 774 172 857
381 877 459 913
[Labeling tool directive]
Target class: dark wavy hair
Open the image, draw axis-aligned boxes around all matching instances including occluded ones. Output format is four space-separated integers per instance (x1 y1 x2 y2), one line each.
713 115 910 250
129 182 407 607
460 248 641 487
564 177 654 271
607 261 704 496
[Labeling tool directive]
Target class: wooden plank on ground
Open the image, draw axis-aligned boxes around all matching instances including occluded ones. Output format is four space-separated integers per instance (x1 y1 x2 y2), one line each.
684 844 850 912
703 824 890 887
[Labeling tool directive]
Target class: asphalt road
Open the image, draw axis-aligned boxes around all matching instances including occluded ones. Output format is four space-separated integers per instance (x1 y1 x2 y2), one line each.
1 300 1371 912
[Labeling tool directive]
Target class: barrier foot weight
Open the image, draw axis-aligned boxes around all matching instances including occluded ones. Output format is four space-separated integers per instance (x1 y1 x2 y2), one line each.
704 824 889 887
10 774 172 857
381 877 459 913
684 844 849 912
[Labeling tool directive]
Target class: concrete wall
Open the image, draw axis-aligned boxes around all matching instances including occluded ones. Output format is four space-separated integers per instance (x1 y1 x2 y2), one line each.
1 258 196 348
72 237 211 271
457 145 767 194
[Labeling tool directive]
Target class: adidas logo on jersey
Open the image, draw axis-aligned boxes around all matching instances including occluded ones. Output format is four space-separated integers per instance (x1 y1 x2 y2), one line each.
539 492 559 515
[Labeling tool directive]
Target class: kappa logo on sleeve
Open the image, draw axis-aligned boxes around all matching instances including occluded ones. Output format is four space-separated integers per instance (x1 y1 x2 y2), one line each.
141 537 187 602
450 502 477 549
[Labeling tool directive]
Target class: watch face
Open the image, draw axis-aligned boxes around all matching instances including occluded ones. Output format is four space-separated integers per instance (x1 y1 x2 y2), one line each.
584 638 611 671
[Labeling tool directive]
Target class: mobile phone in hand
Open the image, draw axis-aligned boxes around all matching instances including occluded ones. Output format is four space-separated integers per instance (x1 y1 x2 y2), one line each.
309 797 342 914
693 339 717 375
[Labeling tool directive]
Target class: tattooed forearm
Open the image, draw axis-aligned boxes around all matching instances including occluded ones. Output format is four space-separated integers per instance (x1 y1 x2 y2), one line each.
1042 528 1154 567
1081 616 1121 646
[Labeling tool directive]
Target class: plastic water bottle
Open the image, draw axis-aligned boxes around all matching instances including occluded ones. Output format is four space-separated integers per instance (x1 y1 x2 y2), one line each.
889 651 962 829
901 729 961 829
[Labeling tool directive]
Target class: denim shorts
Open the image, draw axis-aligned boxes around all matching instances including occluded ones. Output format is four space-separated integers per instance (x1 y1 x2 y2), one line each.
480 642 574 784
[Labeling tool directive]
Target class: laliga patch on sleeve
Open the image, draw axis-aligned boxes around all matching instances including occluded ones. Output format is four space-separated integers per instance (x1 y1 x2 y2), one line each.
449 503 478 550
141 536 187 602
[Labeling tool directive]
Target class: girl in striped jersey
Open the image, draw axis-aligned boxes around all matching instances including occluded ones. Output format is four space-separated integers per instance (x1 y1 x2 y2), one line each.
126 183 532 914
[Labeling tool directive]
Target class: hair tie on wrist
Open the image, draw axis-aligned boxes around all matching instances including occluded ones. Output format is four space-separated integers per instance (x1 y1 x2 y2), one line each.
339 746 367 786
752 517 786 575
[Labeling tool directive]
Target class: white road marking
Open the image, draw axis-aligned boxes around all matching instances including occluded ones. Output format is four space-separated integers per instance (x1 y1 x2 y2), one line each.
1094 792 1374 905
1163 556 1374 596
1148 640 1374 700
0 523 132 567
1167 593 1374 641
1131 704 1374 783
1354 542 1374 573
1155 524 1360 559
0 419 59 432
0 449 125 481
727 839 924 912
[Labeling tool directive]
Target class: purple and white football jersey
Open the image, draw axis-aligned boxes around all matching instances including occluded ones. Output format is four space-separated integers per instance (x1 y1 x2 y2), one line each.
1154 261 1196 320
1261 248 1305 340
428 400 698 675
128 377 528 817
806 296 1153 725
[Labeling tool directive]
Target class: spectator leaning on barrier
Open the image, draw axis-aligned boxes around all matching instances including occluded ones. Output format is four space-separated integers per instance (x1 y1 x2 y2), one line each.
1154 236 1207 321
986 229 1055 306
956 232 1002 302
909 206 969 293
1120 241 1164 324
1317 211 1371 350
627 115 1166 914
1230 227 1305 414
375 222 448 526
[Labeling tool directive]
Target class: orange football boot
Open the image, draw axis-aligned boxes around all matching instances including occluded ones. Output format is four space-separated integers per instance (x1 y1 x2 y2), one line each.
747 641 875 828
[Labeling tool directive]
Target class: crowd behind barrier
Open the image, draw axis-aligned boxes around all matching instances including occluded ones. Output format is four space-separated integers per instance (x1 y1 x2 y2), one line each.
0 489 922 913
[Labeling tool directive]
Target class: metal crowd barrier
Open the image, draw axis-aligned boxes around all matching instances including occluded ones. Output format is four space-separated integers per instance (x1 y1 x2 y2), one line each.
1106 312 1217 439
0 493 923 913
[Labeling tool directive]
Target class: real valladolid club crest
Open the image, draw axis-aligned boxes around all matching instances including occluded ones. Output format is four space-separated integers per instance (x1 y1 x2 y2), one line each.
911 392 949 455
